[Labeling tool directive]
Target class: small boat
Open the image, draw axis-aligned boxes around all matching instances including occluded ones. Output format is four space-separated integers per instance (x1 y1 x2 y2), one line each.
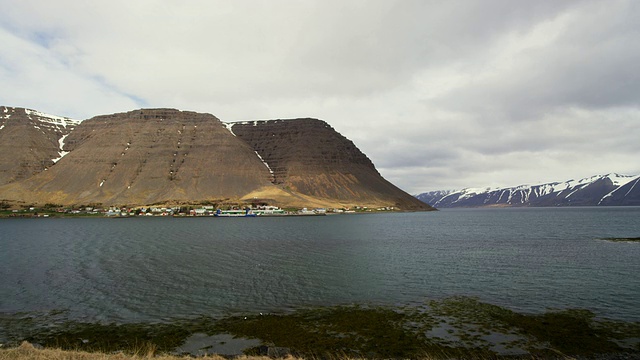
214 209 257 217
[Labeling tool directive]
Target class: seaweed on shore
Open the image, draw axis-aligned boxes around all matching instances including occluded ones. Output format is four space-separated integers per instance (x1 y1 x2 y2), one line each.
428 297 638 356
3 297 639 358
600 237 640 242
26 321 193 354
211 305 484 358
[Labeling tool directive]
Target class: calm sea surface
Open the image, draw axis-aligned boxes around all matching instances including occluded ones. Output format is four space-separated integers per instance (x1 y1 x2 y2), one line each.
1 207 639 333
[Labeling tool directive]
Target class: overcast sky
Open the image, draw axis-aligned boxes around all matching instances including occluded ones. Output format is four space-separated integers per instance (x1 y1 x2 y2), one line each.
1 0 638 193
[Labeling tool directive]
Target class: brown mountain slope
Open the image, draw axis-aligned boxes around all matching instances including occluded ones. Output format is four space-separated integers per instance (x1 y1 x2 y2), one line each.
230 119 432 210
0 106 79 186
1 109 273 205
1 108 434 210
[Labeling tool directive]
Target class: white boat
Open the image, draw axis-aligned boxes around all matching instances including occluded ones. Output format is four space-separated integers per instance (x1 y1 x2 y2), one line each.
214 209 257 217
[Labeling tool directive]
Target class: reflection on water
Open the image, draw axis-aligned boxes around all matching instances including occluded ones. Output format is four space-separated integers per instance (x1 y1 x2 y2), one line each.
172 333 261 356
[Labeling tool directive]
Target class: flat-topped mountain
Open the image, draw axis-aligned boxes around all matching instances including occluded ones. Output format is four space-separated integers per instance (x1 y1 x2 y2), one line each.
2 109 274 206
230 119 424 207
0 107 433 211
415 173 640 207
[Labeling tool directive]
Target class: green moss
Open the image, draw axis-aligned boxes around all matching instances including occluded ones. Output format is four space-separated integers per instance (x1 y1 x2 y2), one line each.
28 317 220 353
428 297 639 356
5 298 639 358
28 322 192 354
213 305 486 358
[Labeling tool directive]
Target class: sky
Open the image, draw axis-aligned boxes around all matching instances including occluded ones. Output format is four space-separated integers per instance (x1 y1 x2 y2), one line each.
1 0 639 194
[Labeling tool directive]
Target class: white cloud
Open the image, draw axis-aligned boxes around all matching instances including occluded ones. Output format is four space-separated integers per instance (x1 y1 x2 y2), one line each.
0 27 139 118
1 0 638 194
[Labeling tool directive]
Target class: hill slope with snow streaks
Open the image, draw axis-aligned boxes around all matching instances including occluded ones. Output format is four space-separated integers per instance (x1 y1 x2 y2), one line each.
416 174 640 207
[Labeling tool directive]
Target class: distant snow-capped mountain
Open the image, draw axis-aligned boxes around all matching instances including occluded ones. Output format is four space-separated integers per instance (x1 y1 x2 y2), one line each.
415 173 640 207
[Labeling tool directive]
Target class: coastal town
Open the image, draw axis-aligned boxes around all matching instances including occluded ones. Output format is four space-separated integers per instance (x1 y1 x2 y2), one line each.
0 203 397 218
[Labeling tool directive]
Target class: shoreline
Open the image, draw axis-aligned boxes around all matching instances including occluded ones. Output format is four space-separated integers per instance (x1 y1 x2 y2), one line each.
4 342 638 360
0 209 425 219
2 298 639 359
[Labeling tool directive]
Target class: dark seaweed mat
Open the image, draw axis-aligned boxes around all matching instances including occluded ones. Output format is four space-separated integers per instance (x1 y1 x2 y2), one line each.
600 237 640 242
2 297 639 358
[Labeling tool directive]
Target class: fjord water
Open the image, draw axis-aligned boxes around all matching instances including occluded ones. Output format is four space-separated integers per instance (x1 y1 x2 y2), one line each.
1 207 639 332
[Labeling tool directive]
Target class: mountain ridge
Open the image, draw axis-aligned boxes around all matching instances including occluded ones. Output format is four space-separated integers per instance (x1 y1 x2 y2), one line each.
0 106 433 211
415 173 640 207
0 106 80 185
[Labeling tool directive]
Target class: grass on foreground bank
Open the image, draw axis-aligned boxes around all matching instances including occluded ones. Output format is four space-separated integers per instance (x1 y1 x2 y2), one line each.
0 342 263 360
0 342 505 360
2 297 639 359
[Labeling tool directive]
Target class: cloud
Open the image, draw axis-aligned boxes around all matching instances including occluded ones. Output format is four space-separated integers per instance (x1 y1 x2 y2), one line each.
1 0 638 193
0 27 140 118
433 1 640 120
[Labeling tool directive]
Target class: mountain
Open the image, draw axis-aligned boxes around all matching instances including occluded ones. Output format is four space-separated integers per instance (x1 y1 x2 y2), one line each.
0 107 433 211
229 119 424 207
0 106 79 186
415 173 640 208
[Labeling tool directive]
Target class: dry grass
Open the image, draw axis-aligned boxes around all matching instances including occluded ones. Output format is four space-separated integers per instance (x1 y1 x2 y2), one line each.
0 342 286 360
0 342 596 360
240 186 347 209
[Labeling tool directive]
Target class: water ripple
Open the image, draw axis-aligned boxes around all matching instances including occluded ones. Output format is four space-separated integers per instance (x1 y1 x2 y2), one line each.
1 208 640 323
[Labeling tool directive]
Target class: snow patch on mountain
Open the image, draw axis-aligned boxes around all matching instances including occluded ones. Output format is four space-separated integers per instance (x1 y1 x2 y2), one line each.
623 178 639 197
52 133 71 163
24 109 79 164
598 175 640 204
254 150 274 175
608 173 638 187
223 122 236 136
416 173 640 207
24 108 80 127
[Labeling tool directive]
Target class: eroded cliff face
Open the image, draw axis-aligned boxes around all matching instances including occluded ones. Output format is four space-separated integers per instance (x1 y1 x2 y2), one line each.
230 119 432 210
2 109 273 205
0 108 433 210
0 107 79 186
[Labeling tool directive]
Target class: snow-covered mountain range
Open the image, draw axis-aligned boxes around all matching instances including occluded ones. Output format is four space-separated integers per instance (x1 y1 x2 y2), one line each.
415 173 640 207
